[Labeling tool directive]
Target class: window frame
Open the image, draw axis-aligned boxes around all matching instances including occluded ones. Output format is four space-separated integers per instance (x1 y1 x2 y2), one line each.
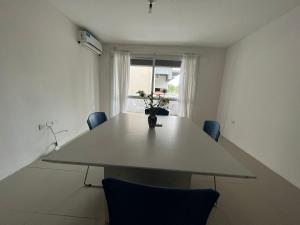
128 56 181 102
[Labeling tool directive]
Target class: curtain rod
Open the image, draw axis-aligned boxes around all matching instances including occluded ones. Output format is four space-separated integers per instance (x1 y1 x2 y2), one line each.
130 53 183 58
111 50 130 53
110 51 182 57
109 44 201 57
110 51 200 58
130 53 200 57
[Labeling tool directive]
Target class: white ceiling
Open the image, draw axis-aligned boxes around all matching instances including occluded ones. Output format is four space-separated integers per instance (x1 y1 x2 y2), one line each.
49 0 300 47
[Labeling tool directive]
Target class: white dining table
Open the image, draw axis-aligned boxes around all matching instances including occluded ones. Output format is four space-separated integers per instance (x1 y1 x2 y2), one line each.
43 113 255 188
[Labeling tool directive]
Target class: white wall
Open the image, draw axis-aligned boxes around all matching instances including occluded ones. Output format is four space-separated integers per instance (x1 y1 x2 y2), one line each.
217 6 300 188
99 44 226 126
0 0 100 180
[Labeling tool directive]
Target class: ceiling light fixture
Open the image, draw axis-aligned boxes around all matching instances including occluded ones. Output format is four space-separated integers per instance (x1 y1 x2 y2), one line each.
148 0 156 14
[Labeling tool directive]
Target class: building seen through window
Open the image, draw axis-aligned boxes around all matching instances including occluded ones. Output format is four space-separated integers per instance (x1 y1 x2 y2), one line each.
127 57 181 115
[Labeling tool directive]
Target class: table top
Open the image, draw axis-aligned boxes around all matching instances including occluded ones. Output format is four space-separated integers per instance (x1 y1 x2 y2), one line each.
43 113 255 179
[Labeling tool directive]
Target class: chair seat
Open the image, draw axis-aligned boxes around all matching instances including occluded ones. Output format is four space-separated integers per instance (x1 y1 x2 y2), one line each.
87 112 107 130
203 120 220 142
102 178 219 225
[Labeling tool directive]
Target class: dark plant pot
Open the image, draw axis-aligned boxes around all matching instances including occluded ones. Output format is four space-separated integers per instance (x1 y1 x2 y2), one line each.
148 114 157 128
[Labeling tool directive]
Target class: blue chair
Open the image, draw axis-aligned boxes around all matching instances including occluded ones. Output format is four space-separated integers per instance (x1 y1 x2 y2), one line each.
87 112 107 130
203 120 221 192
145 107 169 116
102 178 219 225
203 120 220 142
84 112 107 187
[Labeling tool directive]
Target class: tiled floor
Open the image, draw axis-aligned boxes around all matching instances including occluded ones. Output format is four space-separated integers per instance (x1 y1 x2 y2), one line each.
0 137 299 225
0 162 104 225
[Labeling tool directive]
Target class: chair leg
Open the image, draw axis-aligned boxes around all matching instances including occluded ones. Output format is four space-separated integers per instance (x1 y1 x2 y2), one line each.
213 176 217 191
83 165 102 188
213 176 218 207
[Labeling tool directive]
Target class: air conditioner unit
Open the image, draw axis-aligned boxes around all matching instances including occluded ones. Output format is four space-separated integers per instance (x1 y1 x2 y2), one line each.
78 31 102 56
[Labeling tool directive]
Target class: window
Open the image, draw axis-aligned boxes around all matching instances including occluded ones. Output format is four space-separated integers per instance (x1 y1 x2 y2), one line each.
127 57 181 115
154 65 181 99
128 63 153 96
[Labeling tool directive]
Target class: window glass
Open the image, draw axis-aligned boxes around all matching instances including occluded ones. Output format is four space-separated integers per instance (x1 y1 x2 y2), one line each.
128 65 153 96
127 57 181 115
154 66 180 98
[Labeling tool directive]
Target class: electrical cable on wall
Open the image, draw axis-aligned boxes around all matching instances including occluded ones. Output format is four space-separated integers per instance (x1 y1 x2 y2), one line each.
46 122 68 151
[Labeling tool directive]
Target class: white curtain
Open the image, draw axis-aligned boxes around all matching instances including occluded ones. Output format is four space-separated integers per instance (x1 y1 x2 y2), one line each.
178 54 199 118
111 51 130 116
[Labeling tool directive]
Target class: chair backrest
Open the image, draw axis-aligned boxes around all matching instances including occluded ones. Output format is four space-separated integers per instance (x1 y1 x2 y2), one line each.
145 107 169 116
102 178 219 225
203 120 220 142
87 112 107 130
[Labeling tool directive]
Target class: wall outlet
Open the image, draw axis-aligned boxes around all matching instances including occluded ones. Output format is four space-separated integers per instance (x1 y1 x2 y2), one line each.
46 121 54 127
38 120 55 131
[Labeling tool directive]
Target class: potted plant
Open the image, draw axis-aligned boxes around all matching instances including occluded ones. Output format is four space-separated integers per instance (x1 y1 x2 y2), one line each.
137 90 170 128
